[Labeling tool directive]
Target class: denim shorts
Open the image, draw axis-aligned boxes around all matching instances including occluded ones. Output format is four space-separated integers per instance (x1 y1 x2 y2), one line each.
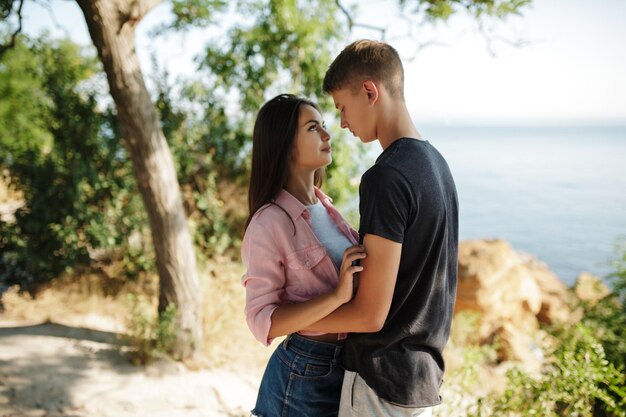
252 333 345 417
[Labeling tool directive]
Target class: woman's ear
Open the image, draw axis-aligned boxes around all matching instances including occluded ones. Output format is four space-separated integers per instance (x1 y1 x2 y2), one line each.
362 80 379 104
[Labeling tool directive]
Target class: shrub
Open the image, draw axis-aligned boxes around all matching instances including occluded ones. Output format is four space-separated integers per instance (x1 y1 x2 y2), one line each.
123 293 178 365
466 324 625 417
0 36 149 289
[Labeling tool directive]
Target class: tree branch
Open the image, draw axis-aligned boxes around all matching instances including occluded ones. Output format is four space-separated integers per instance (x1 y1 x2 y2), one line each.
31 0 72 40
334 0 531 60
335 0 387 40
477 19 532 58
0 0 25 59
334 0 353 29
123 0 163 21
116 0 162 35
387 10 448 61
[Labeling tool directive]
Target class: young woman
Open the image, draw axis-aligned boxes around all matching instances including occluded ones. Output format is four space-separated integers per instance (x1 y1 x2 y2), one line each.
241 94 366 417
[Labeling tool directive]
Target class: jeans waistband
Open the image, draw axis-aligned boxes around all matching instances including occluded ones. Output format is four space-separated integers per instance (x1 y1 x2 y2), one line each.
282 333 343 362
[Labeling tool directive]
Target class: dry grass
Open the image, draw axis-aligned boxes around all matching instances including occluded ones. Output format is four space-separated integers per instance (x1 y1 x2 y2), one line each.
0 272 144 332
200 255 272 371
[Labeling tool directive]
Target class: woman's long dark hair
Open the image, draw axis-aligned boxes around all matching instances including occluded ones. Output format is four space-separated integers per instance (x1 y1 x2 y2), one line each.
245 94 325 232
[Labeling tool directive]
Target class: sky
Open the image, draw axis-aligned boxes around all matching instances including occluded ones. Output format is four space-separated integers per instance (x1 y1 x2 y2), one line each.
17 0 626 126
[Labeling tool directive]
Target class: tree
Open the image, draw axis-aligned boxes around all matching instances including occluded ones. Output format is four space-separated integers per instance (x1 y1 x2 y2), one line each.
72 0 204 360
1 0 531 361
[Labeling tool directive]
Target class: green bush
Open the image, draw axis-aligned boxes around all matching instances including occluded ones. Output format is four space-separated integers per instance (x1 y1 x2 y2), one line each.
0 36 148 289
153 73 245 259
575 245 626 416
123 293 178 365
467 323 625 417
464 247 626 417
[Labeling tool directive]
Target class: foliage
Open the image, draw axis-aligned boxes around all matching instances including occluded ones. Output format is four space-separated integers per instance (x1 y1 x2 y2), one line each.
169 0 228 29
161 0 347 165
152 71 241 257
447 311 499 391
203 0 345 111
467 323 625 417
154 0 370 238
0 36 150 289
123 293 179 365
581 286 626 375
463 248 626 417
398 0 531 21
607 243 626 304
572 246 626 415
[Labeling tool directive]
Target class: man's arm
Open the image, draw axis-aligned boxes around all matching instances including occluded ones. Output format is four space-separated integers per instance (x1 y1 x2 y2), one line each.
267 245 364 339
304 233 402 333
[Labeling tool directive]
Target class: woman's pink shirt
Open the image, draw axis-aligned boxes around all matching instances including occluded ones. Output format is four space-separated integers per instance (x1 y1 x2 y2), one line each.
241 187 359 346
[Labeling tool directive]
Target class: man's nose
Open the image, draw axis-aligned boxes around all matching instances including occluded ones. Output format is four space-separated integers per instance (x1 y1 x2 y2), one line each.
321 128 331 142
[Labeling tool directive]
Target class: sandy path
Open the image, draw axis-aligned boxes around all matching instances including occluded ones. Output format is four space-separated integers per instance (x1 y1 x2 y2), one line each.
0 321 265 417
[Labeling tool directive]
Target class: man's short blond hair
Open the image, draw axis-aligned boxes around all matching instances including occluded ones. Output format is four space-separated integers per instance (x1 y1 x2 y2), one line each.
323 40 404 99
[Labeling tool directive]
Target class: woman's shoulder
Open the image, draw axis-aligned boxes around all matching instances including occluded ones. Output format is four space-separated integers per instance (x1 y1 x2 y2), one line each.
242 203 294 259
247 203 293 231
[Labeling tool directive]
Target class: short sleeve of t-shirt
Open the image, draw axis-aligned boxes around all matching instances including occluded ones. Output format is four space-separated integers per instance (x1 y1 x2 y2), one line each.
359 164 415 244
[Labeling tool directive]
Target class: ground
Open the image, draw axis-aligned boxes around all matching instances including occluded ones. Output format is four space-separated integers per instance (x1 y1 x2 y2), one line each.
0 263 274 417
0 260 496 417
0 319 264 417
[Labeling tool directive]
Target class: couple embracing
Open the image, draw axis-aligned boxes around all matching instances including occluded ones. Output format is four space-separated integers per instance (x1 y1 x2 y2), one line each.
241 40 459 417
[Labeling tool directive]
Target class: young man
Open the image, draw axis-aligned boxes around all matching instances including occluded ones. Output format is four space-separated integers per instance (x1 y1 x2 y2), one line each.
304 39 459 416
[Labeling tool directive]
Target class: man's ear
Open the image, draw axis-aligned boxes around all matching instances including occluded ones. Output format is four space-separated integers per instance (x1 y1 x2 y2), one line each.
362 80 379 104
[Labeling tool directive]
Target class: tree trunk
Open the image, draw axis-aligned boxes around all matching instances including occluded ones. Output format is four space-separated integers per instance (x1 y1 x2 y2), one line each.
76 0 203 360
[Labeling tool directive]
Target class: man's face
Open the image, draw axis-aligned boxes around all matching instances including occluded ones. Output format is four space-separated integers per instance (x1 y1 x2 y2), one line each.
330 86 377 143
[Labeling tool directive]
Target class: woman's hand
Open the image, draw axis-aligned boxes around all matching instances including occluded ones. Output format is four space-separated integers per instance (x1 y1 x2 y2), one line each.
335 245 367 304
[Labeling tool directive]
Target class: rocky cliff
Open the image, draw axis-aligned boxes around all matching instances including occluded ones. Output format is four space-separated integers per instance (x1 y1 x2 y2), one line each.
454 239 608 371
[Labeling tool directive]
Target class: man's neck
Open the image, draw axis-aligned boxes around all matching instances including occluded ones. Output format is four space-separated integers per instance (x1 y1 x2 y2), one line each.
376 101 422 150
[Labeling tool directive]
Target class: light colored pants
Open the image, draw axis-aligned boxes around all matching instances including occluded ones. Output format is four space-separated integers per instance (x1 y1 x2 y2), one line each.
338 371 434 417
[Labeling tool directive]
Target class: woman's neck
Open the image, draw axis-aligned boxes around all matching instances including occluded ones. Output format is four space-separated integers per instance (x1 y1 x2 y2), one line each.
284 170 317 206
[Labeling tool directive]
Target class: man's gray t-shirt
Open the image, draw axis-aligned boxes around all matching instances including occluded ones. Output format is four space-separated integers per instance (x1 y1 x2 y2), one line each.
341 138 459 407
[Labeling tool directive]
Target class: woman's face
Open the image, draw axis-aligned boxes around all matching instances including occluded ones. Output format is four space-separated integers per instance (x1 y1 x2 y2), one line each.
290 104 332 171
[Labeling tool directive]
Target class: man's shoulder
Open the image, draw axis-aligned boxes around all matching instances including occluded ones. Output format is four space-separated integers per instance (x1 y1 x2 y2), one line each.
362 163 405 188
359 162 415 210
362 156 411 185
375 138 427 166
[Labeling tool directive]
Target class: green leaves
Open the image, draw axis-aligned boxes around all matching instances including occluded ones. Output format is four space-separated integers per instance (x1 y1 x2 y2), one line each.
0 35 148 288
467 324 625 417
201 0 346 112
399 0 531 21
170 0 228 29
0 37 53 165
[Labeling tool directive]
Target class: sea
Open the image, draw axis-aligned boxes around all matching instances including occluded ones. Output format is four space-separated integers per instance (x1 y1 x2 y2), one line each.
361 125 626 287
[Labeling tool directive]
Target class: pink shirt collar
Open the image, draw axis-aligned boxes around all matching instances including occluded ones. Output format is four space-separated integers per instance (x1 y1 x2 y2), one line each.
273 187 334 222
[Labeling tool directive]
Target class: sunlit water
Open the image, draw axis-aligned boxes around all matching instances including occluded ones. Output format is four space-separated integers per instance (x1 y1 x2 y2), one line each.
355 125 626 286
